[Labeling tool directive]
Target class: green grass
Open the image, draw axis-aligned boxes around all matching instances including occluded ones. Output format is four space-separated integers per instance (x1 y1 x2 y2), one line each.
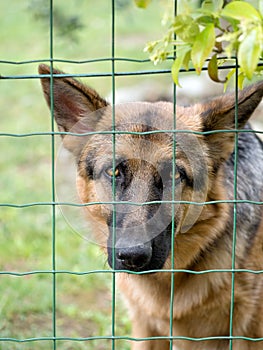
0 1 170 349
1 2 261 350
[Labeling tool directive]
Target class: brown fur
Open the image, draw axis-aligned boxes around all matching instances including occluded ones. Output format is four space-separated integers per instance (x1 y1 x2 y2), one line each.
39 64 263 349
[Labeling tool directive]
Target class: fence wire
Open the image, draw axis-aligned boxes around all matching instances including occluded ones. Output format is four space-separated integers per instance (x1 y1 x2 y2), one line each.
0 1 263 350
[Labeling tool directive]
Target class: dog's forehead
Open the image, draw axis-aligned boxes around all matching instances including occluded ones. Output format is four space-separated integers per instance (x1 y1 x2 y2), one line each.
98 101 196 131
83 101 206 168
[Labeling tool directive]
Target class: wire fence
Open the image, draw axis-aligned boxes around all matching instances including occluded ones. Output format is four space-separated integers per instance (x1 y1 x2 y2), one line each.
0 1 263 350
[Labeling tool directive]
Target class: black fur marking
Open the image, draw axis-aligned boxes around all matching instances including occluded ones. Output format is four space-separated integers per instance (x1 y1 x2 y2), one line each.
85 150 96 179
107 226 171 272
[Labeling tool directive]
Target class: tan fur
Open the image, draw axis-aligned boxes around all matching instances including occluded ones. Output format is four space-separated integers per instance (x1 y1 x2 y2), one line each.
39 64 263 349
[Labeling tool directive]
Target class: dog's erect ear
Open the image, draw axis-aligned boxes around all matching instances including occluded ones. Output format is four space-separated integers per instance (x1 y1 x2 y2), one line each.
39 64 108 156
38 64 108 132
39 64 108 133
200 81 263 166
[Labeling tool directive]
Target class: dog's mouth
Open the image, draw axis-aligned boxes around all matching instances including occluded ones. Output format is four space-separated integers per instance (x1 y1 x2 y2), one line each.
107 227 171 273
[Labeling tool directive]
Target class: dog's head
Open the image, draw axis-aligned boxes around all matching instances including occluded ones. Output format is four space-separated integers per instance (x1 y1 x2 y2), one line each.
39 64 263 272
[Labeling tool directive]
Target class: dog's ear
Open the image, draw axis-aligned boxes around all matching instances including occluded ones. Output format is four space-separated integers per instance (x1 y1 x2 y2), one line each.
200 81 263 167
38 64 108 156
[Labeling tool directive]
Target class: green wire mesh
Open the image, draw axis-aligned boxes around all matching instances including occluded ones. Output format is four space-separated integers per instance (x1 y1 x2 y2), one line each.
0 1 263 350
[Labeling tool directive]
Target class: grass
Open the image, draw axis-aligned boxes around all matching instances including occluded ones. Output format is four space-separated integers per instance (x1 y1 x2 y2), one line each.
1 2 263 350
0 1 171 349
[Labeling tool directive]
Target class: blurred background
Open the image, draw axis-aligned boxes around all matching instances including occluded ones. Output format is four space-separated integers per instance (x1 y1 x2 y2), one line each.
0 1 262 349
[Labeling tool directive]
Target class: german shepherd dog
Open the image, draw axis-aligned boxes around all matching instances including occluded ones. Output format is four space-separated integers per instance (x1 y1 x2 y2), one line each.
39 64 263 350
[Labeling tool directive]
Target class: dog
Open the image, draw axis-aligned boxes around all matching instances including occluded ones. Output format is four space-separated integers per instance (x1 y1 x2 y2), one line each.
39 64 263 350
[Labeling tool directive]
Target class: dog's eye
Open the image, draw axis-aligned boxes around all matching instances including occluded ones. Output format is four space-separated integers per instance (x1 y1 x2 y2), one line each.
171 171 181 183
167 169 181 186
105 167 120 178
160 163 184 189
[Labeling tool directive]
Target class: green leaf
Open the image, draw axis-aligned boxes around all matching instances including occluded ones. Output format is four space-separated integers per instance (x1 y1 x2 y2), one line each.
171 47 191 87
173 15 192 32
182 50 191 71
191 23 215 74
201 0 224 13
181 21 200 44
222 1 262 21
197 15 215 25
172 15 199 44
238 72 245 89
208 54 226 83
238 28 261 80
224 68 236 92
134 0 151 9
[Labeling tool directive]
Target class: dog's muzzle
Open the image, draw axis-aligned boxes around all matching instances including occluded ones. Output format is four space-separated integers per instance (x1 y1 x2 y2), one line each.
107 226 171 272
114 242 152 271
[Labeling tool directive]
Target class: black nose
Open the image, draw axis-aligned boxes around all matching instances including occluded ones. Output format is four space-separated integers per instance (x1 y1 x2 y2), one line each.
115 243 152 271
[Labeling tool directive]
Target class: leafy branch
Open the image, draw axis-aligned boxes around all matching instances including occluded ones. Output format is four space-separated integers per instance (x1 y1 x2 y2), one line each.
135 0 263 87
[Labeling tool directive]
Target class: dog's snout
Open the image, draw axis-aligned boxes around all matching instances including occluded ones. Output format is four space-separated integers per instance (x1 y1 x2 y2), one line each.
115 243 152 271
